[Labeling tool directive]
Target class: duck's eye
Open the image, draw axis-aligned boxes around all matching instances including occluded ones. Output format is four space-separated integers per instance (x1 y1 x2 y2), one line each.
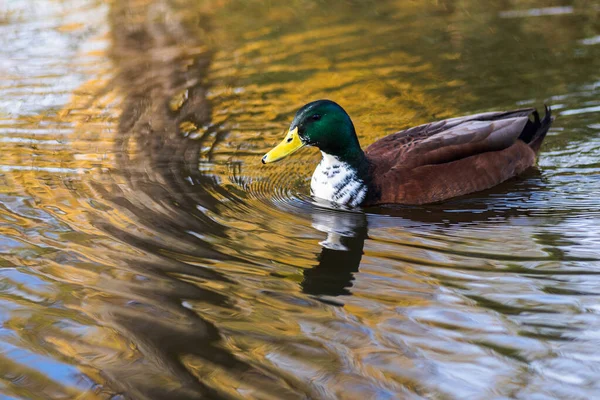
311 114 321 121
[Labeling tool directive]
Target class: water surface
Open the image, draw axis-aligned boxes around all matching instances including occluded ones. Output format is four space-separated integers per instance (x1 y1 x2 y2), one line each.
1 0 600 398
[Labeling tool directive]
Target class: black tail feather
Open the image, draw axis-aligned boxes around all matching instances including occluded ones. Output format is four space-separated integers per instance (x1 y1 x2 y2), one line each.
519 105 554 154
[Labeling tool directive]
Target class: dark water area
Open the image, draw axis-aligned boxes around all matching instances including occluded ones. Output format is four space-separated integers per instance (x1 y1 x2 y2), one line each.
0 0 600 399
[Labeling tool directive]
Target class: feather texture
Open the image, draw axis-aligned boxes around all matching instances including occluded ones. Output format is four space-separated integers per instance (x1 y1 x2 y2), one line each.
363 107 553 205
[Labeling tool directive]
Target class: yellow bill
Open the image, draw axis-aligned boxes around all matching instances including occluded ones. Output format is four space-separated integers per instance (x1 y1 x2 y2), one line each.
262 127 305 164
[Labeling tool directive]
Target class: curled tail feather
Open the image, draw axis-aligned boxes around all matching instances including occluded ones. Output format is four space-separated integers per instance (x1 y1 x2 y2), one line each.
520 105 554 154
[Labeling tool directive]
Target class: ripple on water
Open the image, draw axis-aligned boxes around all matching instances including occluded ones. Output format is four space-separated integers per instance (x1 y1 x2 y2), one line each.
1 0 600 398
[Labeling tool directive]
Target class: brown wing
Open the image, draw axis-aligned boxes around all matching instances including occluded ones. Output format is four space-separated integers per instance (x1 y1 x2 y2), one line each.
365 108 534 170
363 108 542 205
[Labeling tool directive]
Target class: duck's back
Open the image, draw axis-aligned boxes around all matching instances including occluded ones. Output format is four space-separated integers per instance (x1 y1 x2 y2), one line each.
364 107 553 205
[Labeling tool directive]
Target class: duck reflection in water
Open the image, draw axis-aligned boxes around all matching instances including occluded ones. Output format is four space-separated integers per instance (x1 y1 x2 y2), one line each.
300 168 546 299
301 205 368 297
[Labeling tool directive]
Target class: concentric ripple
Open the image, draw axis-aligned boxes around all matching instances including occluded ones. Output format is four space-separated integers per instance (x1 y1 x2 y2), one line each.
0 0 599 399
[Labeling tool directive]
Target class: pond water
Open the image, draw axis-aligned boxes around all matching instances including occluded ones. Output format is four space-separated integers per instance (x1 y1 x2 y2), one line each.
0 0 599 398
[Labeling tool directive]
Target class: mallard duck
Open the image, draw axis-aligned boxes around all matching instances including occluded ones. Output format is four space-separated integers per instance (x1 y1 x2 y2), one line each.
262 100 553 207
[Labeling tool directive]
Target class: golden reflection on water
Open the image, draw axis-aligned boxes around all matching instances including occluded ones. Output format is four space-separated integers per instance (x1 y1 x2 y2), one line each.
0 0 599 398
205 0 461 196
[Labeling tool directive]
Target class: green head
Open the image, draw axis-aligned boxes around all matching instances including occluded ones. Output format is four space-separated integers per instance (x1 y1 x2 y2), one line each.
262 100 364 164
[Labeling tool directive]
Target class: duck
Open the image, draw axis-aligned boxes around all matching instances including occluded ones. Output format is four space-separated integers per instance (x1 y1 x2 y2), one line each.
262 100 553 207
